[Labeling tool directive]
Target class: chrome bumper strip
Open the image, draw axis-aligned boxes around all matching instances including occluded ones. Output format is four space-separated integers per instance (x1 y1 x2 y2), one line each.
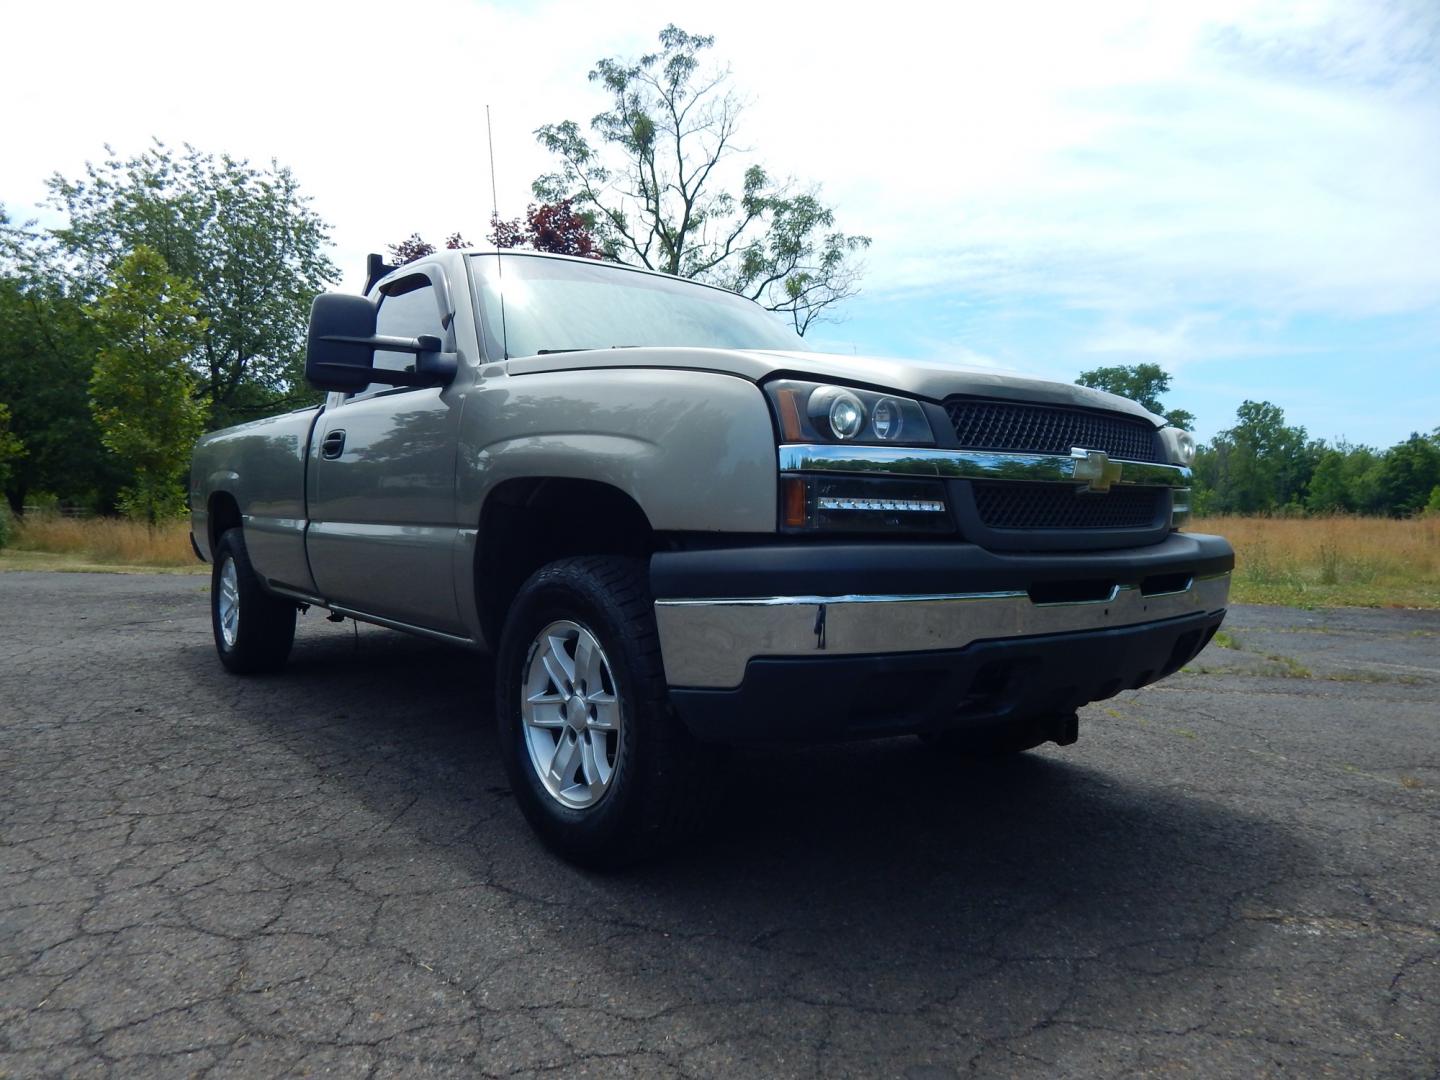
655 571 1231 688
778 444 1191 489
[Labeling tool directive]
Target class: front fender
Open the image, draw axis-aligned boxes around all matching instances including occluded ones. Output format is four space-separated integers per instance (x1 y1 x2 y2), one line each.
458 369 777 533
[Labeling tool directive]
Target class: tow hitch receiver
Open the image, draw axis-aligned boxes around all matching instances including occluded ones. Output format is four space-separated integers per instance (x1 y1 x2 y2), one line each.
1049 712 1080 746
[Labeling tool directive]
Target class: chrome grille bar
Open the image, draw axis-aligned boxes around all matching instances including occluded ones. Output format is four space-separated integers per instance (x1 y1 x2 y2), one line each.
778 445 1191 489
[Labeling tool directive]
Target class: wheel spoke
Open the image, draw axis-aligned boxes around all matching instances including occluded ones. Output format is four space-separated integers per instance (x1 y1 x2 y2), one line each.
547 635 576 681
547 733 581 786
542 652 572 697
524 702 565 729
590 732 615 786
588 693 618 731
579 733 600 789
575 632 605 692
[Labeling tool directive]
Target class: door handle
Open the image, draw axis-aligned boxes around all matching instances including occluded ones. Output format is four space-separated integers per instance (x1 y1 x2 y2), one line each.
321 429 346 459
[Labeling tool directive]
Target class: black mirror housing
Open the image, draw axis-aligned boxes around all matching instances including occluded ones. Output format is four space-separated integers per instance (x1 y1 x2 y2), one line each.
305 293 379 393
305 294 458 393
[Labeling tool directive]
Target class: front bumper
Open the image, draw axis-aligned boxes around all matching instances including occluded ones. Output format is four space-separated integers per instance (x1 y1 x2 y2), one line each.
650 532 1232 741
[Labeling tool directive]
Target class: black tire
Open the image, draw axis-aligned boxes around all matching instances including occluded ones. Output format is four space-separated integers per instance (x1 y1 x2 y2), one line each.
495 556 706 868
211 527 297 674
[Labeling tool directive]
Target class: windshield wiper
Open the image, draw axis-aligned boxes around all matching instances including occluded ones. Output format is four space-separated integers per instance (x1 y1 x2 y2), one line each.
535 345 641 355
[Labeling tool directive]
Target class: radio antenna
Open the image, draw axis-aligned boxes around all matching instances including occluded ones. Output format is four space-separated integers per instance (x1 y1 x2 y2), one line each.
485 104 509 359
486 104 500 224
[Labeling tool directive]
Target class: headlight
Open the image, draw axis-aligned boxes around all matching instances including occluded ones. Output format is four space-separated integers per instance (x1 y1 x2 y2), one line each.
812 387 866 440
1160 426 1197 467
765 380 936 445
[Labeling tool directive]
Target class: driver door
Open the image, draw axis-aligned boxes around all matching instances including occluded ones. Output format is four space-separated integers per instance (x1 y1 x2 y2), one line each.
306 274 467 634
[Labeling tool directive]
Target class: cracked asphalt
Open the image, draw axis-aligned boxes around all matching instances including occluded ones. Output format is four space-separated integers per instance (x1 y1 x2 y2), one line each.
2 570 1438 1078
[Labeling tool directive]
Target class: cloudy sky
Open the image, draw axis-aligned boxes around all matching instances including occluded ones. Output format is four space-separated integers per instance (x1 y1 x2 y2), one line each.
4 0 1437 445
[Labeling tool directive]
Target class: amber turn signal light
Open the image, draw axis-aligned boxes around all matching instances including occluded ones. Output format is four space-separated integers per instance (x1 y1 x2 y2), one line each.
782 475 808 528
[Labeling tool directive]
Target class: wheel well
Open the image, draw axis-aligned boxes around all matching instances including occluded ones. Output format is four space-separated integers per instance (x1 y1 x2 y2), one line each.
208 492 242 553
476 478 657 646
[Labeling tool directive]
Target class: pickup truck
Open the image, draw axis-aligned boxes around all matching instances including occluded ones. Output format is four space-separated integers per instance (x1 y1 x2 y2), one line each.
190 249 1232 866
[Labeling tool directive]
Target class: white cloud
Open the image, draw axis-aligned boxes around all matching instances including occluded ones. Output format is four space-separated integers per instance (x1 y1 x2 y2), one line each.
3 0 1437 322
1079 313 1319 368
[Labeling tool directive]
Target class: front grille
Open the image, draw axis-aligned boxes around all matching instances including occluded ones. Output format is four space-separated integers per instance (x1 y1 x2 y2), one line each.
973 482 1165 530
944 399 1163 463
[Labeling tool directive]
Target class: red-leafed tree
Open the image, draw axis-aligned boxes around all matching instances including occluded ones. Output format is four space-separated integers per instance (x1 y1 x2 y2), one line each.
386 232 472 266
488 200 601 259
388 202 600 266
386 233 433 265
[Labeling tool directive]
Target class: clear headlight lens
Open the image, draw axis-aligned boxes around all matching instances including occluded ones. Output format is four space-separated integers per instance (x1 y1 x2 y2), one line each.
812 387 866 440
872 398 903 440
1160 426 1197 467
765 380 936 445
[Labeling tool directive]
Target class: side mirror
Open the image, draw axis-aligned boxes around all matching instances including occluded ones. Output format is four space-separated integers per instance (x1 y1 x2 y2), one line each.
305 293 379 393
305 294 458 392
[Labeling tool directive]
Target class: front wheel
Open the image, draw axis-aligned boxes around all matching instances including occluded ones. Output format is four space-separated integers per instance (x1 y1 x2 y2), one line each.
495 556 706 868
211 527 296 674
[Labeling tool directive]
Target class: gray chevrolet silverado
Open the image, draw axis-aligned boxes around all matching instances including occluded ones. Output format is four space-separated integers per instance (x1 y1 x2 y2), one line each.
190 250 1232 865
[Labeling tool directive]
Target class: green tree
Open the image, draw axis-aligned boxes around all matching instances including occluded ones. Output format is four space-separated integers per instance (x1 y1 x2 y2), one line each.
533 25 870 334
1304 441 1383 514
1075 363 1195 429
1374 432 1440 516
1201 400 1310 513
1304 447 1351 513
1425 485 1440 516
0 403 24 490
47 141 336 426
0 205 123 514
87 247 209 523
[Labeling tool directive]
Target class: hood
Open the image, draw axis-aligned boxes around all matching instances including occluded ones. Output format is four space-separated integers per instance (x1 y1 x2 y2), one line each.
506 347 1164 426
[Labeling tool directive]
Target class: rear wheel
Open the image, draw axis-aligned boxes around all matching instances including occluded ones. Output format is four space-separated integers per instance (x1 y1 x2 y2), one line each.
495 556 706 868
211 527 297 674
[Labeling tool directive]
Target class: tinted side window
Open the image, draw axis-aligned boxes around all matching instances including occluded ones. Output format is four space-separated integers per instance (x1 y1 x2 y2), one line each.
374 279 443 374
347 277 445 399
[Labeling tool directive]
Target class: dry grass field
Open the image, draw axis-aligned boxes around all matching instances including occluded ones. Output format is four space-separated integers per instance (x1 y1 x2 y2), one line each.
1195 514 1440 608
2 512 1437 607
0 515 202 573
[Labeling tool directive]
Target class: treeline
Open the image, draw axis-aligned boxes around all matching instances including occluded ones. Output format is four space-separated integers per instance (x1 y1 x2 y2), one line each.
1075 366 1439 518
1192 403 1440 518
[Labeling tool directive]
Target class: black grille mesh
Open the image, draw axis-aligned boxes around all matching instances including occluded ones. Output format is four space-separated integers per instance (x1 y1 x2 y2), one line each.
973 482 1165 530
945 399 1163 463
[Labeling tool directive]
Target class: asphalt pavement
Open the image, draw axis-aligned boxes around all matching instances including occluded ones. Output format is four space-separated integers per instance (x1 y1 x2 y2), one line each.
1 570 1437 1078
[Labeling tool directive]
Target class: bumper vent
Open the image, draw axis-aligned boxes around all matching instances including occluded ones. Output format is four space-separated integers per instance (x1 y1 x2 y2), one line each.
945 399 1163 463
973 482 1166 530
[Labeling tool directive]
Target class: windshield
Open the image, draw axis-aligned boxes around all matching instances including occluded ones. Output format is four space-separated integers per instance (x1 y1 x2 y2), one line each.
469 253 807 359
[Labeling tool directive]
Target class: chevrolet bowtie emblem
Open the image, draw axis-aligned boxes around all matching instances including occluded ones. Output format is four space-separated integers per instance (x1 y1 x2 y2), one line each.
1071 447 1123 493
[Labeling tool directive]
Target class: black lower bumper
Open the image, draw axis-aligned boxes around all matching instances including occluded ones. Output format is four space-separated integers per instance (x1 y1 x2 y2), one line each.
668 608 1225 744
650 531 1234 600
